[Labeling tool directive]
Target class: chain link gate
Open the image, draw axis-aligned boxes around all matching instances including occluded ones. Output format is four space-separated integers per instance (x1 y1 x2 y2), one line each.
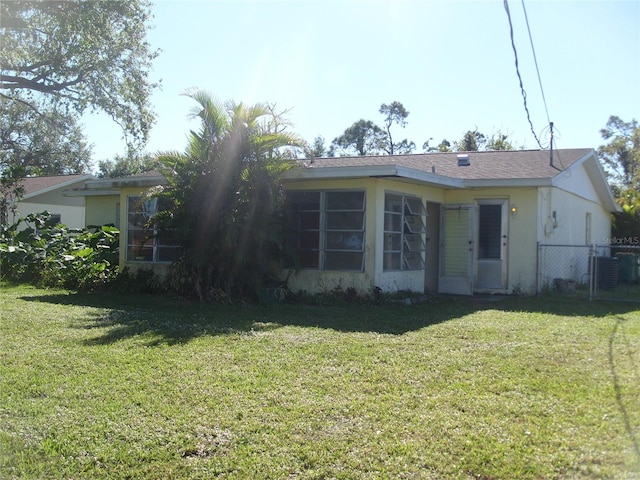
537 244 592 298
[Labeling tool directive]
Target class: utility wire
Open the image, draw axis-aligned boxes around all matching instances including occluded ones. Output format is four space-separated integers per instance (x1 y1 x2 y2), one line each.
503 0 543 149
521 0 551 125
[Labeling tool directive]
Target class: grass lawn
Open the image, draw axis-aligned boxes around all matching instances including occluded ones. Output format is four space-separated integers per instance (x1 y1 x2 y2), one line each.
1 284 639 479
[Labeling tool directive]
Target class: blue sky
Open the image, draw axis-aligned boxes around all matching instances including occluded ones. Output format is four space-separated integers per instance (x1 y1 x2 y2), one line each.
83 0 640 163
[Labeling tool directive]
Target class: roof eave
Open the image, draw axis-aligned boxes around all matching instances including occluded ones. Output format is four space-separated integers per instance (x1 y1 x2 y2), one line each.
64 189 121 197
64 175 168 197
583 151 621 212
282 165 464 188
463 178 552 188
555 150 621 213
86 176 167 190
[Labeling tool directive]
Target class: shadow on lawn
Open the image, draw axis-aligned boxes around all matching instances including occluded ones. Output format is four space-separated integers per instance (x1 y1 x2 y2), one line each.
19 291 639 345
609 316 640 465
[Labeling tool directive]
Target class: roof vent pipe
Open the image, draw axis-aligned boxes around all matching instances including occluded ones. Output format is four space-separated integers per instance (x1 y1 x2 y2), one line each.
457 154 470 166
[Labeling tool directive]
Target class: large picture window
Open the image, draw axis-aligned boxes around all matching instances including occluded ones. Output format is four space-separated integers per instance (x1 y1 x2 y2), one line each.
383 193 426 271
286 190 365 271
127 196 179 263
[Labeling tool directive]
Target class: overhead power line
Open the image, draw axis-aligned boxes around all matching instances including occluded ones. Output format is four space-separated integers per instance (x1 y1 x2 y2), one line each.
521 0 551 125
503 0 543 149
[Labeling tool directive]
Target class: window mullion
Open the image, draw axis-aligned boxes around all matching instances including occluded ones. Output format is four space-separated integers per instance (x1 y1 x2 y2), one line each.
320 192 326 270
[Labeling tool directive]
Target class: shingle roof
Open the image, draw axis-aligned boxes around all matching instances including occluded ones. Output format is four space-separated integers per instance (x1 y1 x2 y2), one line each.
21 174 94 196
298 148 593 181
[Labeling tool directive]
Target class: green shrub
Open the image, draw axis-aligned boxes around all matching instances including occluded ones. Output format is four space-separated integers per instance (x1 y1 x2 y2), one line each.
0 212 119 290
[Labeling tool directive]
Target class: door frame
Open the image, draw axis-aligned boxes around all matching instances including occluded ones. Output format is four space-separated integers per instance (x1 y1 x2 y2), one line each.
474 199 509 291
438 204 474 295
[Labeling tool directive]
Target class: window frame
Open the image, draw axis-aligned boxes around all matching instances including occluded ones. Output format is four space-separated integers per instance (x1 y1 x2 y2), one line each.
126 195 179 263
383 192 426 271
286 190 366 272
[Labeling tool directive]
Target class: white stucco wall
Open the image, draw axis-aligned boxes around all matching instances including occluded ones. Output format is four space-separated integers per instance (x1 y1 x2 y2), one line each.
538 187 611 245
13 202 86 229
537 186 612 286
12 185 87 229
552 161 602 204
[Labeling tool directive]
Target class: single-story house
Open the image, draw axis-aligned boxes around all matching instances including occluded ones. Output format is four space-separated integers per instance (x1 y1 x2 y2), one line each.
4 174 96 229
74 148 619 296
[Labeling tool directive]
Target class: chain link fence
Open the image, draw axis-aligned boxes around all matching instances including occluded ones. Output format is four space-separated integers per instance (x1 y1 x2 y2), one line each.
537 243 640 303
537 244 592 298
592 244 640 302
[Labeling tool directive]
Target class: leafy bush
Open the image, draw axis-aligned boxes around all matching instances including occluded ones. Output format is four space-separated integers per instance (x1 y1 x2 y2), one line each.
109 266 167 294
0 212 119 290
612 188 640 243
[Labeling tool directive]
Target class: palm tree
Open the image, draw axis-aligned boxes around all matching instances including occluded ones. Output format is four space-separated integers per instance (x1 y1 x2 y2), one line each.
153 91 302 300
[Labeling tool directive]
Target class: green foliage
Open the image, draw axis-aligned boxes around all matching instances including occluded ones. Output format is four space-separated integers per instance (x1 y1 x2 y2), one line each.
0 0 158 229
330 101 415 157
110 266 166 294
598 116 640 191
306 135 327 158
97 152 162 179
379 101 415 155
438 139 452 152
0 0 158 152
599 116 640 243
455 128 486 152
0 95 92 223
0 164 25 225
612 188 640 244
0 212 119 290
424 138 453 152
152 91 303 301
330 119 387 156
485 131 514 151
0 94 92 176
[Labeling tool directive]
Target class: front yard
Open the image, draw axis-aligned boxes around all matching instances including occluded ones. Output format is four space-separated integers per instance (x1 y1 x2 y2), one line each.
1 284 639 479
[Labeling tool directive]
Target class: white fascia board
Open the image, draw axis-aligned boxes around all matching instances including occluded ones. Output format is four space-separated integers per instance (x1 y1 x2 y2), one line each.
282 165 464 188
22 175 96 200
64 189 120 197
394 166 464 188
576 152 620 212
463 178 552 188
282 165 398 180
83 176 167 190
549 150 620 212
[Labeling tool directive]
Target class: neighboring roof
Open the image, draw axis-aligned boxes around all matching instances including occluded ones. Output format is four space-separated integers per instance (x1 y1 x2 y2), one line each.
20 174 96 199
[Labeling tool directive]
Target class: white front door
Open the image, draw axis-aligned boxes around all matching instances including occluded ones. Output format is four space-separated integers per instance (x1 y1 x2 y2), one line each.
438 205 474 295
475 200 508 290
